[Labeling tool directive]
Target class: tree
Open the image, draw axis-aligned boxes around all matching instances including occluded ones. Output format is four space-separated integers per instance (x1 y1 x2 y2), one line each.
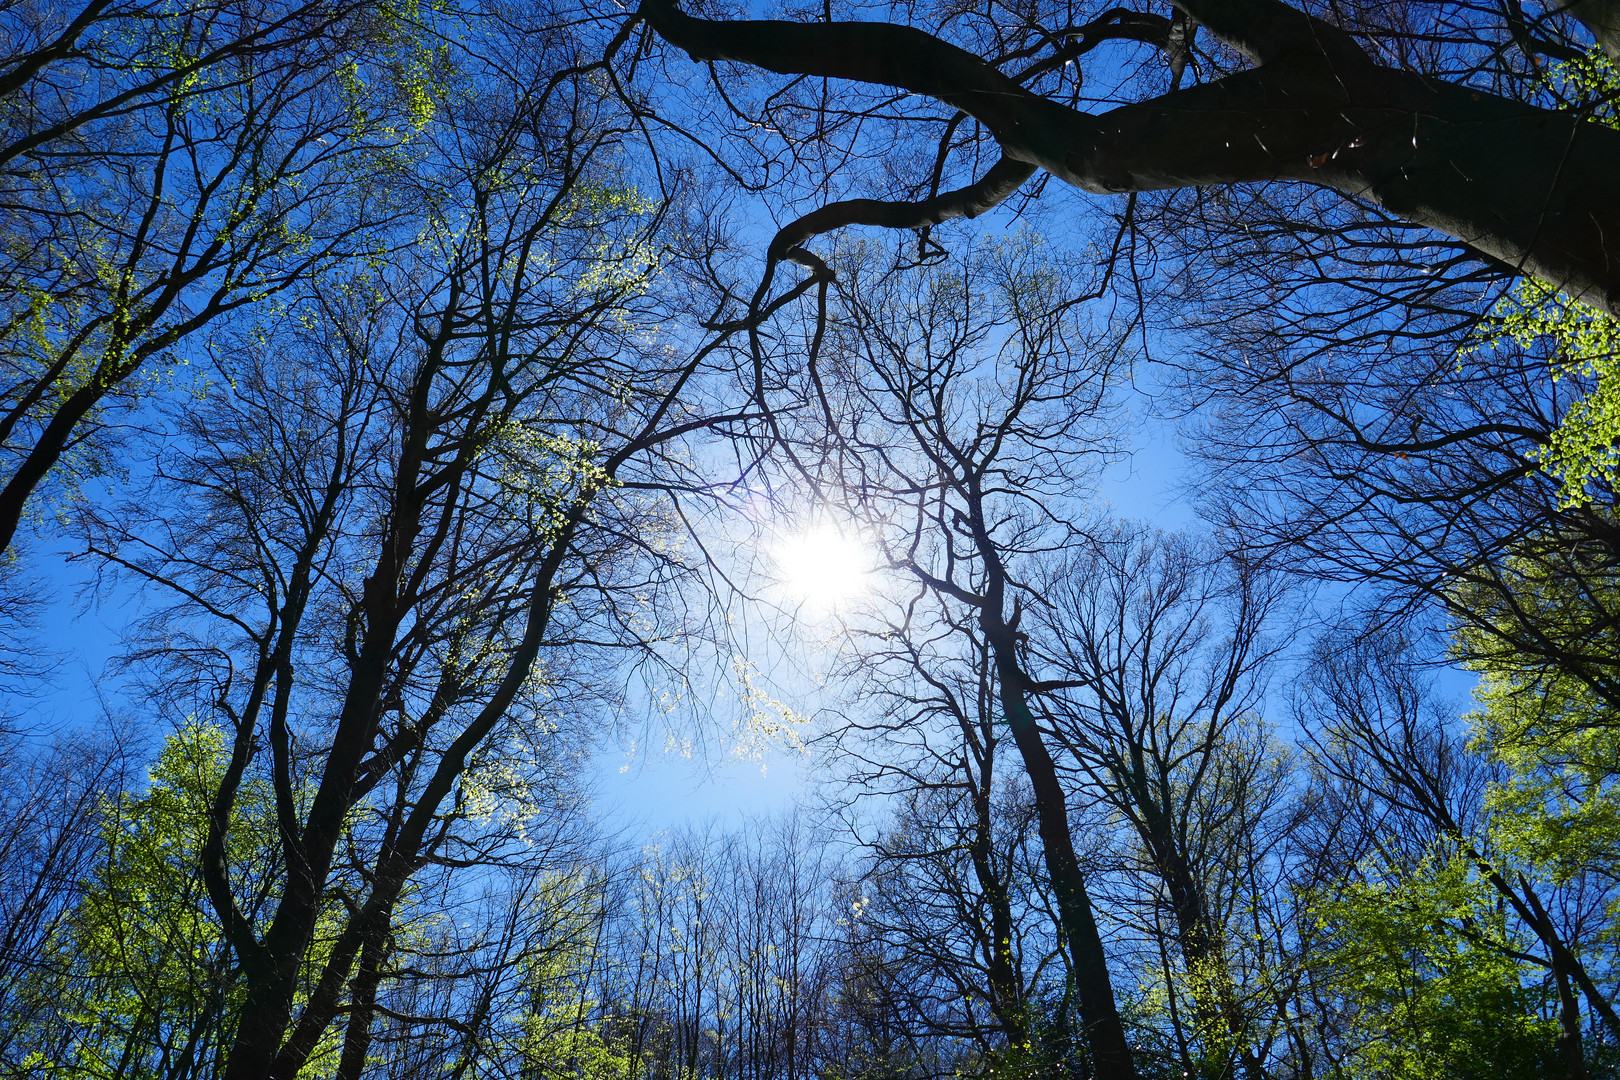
825 621 1067 1065
619 3 1620 750
65 2 756 1068
1493 280 1620 508
573 817 847 1080
1161 147 1620 724
628 0 1620 317
1461 552 1620 889
1036 526 1291 1079
19 1 1620 1076
1298 626 1620 1078
0 727 136 1071
1469 48 1619 508
512 869 632 1080
1311 850 1566 1080
765 235 1140 1074
34 723 301 1080
0 0 425 558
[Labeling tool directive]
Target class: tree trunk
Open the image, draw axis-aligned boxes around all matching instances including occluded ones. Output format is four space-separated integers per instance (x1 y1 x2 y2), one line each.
982 616 1137 1079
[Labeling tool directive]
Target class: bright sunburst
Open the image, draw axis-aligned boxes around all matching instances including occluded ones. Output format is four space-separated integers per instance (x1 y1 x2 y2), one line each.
772 525 872 609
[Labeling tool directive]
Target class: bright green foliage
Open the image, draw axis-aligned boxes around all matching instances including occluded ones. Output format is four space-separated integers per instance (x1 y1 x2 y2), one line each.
1469 653 1620 889
1314 853 1562 1080
517 873 632 1080
11 723 295 1079
1453 545 1620 885
333 0 451 137
1476 49 1620 508
521 1014 633 1080
964 993 1086 1080
1434 539 1620 1075
59 723 262 1078
1489 279 1620 507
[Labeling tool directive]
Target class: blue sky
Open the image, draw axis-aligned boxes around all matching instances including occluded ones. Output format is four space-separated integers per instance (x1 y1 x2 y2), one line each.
593 378 1202 835
12 361 1205 837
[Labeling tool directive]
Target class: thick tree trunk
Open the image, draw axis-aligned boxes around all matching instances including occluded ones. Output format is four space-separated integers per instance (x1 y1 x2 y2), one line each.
335 930 389 1080
638 0 1620 317
1550 951 1589 1080
997 684 1136 1079
1141 820 1262 1080
978 611 1137 1079
965 753 1028 1046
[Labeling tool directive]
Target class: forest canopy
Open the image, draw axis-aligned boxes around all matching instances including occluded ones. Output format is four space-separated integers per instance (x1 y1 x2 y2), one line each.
2 1 1619 1079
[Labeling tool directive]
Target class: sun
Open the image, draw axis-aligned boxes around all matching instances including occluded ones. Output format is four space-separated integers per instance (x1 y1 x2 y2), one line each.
772 525 872 609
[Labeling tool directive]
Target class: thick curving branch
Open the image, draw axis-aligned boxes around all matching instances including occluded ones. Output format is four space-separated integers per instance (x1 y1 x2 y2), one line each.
767 156 1037 271
1166 0 1369 65
638 0 1090 177
639 0 1620 317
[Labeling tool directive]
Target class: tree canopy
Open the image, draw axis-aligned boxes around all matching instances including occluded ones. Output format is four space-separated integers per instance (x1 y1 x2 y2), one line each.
2 1 1620 1079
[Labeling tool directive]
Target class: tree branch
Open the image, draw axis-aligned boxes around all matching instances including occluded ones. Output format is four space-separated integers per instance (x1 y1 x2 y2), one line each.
767 156 1037 270
637 1 1620 316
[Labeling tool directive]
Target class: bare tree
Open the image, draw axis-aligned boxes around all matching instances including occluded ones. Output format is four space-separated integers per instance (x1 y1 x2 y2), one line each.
1037 525 1291 1078
817 593 1065 1060
761 235 1140 1073
595 817 842 1080
0 726 138 1069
